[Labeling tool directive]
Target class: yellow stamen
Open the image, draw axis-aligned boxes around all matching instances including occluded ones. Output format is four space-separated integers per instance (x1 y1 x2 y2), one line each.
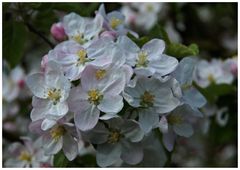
18 151 31 162
88 89 103 105
47 88 61 104
168 114 183 125
50 126 65 141
108 130 121 144
110 18 122 29
207 74 215 83
146 4 154 12
72 33 87 45
77 49 88 65
136 51 149 67
95 69 107 80
140 91 155 107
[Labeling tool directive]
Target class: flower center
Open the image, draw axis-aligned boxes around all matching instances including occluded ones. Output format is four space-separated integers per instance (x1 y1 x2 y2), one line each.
108 130 122 144
168 114 183 125
136 51 149 67
47 88 61 105
72 33 87 45
76 49 94 66
146 4 154 12
140 91 155 107
18 151 31 162
95 69 107 80
207 74 215 83
88 89 103 105
50 125 65 141
110 17 122 29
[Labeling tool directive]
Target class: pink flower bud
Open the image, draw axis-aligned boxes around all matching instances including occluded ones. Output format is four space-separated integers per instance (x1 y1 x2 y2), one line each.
50 22 66 41
41 54 48 72
230 63 238 76
100 31 117 40
17 79 25 89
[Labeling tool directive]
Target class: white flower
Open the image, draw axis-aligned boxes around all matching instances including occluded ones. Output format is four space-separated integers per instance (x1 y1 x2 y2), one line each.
118 36 178 78
223 56 238 77
68 63 130 131
3 66 25 102
132 3 163 14
130 3 163 30
123 76 181 133
120 6 137 26
4 137 53 167
26 61 71 130
63 12 103 47
194 59 234 88
48 39 113 81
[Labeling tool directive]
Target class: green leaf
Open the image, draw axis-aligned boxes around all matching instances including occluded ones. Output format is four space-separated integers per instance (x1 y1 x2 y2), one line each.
149 24 171 45
53 150 69 167
3 21 27 68
166 43 199 58
194 83 236 103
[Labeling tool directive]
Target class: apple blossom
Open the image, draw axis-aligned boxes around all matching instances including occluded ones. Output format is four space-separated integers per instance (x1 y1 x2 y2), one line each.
82 117 144 167
26 61 71 130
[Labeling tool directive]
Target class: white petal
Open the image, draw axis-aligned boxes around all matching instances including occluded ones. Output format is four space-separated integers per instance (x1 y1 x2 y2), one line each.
98 95 123 114
62 133 78 161
159 116 168 133
142 39 165 59
74 105 100 131
41 119 57 131
150 54 178 76
173 123 194 137
26 73 47 98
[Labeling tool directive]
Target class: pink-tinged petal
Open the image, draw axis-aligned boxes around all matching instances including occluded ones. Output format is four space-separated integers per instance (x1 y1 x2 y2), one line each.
68 86 88 113
45 102 69 120
121 65 133 84
98 95 123 114
81 65 99 91
159 116 168 133
101 73 126 96
100 31 117 40
74 105 100 131
41 54 49 72
29 120 44 135
41 119 57 131
26 73 47 98
62 12 85 37
84 13 103 40
30 97 51 121
43 134 63 155
142 39 165 59
162 130 176 152
62 133 78 161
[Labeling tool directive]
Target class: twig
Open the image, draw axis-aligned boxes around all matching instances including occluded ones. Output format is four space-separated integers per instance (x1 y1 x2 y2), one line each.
25 22 55 49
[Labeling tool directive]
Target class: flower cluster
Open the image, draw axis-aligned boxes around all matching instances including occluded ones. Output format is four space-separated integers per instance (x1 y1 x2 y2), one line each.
194 57 237 88
26 4 207 167
121 3 163 31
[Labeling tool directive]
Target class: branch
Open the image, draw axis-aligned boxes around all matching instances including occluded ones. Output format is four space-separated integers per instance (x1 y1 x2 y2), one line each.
25 22 55 49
